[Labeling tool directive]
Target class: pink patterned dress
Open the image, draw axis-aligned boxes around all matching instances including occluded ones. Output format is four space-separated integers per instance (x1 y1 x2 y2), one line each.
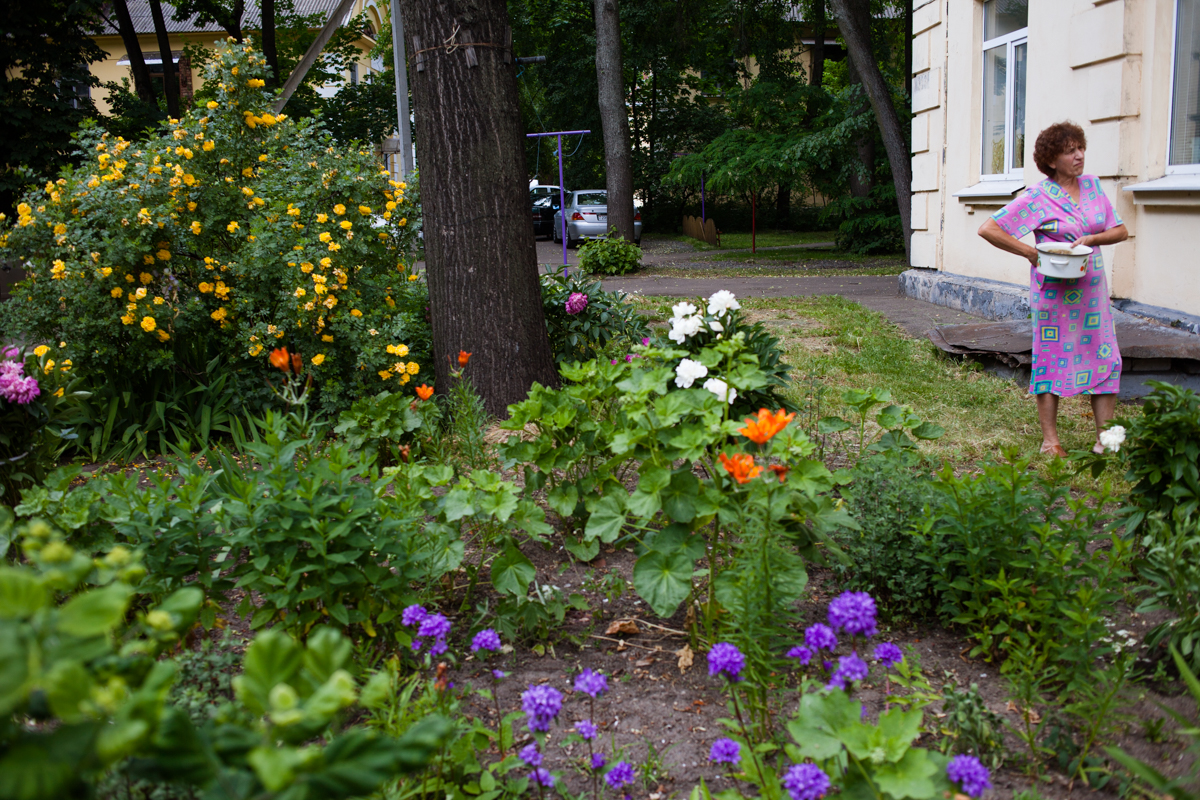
991 175 1123 396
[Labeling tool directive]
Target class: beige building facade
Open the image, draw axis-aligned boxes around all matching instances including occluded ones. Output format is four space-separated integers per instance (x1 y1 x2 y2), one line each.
910 0 1200 324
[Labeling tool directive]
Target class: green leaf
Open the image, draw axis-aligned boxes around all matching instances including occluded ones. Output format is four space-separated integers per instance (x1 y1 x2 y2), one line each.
546 484 579 517
817 416 851 435
43 661 94 723
237 630 302 716
490 541 536 597
632 550 693 618
660 469 699 523
0 569 48 620
563 535 600 562
584 493 626 543
55 583 133 638
911 421 945 440
304 627 352 684
872 747 943 799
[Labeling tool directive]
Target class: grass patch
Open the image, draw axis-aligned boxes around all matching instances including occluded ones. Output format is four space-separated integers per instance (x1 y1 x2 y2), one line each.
700 248 905 265
711 230 837 250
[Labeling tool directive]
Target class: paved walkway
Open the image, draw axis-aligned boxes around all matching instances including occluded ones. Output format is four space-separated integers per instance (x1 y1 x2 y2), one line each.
534 238 838 271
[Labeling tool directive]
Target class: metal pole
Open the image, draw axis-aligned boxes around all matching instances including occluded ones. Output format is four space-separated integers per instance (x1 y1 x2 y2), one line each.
558 134 567 270
389 0 414 177
273 0 357 113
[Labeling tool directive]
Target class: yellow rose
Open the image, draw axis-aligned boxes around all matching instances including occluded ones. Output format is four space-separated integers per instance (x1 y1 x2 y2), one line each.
157 330 170 342
188 201 198 211
358 205 371 215
339 220 352 230
140 316 156 332
202 141 215 151
378 370 393 380
248 78 265 88
53 223 67 235
249 343 263 356
406 362 419 375
140 272 153 284
350 309 362 317
400 373 411 384
320 257 332 268
211 307 227 321
316 213 328 223
396 344 409 357
333 204 346 215
408 274 419 282
311 353 325 365
153 296 164 305
198 282 213 293
155 249 170 261
322 334 333 342
101 267 112 277
110 287 123 298
319 232 332 243
327 243 340 251
294 287 306 297
134 287 147 299
121 314 134 325
227 221 239 232
33 345 49 358
191 221 202 234
206 101 219 109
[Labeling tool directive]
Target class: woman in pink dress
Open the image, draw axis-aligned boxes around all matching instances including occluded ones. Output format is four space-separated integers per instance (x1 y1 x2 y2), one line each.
978 122 1129 457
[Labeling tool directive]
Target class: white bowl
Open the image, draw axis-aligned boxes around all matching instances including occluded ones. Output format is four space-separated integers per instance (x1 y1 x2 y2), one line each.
1036 242 1092 279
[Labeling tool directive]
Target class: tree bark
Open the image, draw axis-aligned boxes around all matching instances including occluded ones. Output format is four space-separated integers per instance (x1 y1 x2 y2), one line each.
112 0 157 105
261 0 280 86
148 0 180 118
845 55 873 199
809 0 826 88
829 0 913 262
593 0 635 242
397 0 558 417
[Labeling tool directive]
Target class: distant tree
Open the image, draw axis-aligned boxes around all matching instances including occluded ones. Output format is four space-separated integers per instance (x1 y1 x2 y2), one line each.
148 0 182 117
112 0 158 105
594 0 635 241
0 0 107 214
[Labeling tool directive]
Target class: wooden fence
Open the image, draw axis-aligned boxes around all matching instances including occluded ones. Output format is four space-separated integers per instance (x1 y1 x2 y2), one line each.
682 215 719 247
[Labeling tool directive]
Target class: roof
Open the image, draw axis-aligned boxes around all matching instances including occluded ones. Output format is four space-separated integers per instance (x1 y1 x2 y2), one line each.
95 0 360 36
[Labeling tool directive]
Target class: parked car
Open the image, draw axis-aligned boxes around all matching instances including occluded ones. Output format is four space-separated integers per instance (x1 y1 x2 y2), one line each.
530 186 565 240
552 190 642 248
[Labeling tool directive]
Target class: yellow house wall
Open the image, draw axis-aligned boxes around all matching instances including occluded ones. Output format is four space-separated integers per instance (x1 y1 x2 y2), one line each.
911 0 1200 319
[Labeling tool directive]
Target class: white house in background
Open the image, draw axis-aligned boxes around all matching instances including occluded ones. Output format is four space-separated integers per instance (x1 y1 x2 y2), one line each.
909 0 1200 326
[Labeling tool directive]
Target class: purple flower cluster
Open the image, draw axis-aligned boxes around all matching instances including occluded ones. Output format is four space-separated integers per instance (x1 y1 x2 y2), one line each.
521 684 564 732
529 768 555 788
565 292 589 315
576 720 598 741
827 591 878 638
781 763 830 800
471 628 502 654
0 353 40 405
708 738 741 765
947 755 992 798
401 605 451 655
873 642 904 668
574 668 608 698
826 652 869 691
590 752 607 771
707 642 745 682
519 744 542 767
605 761 635 789
788 623 840 665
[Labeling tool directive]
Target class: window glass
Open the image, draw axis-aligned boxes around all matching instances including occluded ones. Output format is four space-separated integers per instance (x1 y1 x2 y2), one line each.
982 44 1008 175
984 0 1028 41
1012 41 1027 168
1170 0 1200 165
576 193 607 206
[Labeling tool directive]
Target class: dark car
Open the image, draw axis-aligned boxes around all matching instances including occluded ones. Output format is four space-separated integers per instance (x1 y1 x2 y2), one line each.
530 185 565 239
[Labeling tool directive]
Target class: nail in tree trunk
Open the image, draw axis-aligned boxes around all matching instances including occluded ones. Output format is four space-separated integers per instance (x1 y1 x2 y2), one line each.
148 0 180 118
397 0 558 417
261 0 280 86
112 0 157 104
593 0 635 242
829 0 913 262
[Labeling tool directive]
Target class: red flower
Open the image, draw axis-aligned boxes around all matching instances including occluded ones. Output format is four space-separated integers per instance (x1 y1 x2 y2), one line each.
458 350 472 367
719 452 762 484
738 408 796 445
767 464 790 483
269 347 290 372
415 384 434 401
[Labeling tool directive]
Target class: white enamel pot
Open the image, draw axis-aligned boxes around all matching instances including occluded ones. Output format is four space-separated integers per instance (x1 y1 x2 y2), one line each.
1035 242 1092 279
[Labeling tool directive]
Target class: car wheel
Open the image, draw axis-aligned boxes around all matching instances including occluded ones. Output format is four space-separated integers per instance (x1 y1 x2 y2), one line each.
567 236 578 250
634 238 642 246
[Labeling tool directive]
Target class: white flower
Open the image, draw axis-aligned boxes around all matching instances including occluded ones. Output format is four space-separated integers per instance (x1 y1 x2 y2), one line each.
709 319 724 332
674 358 708 388
1099 425 1126 452
671 301 697 321
703 377 737 404
707 290 740 316
668 314 703 344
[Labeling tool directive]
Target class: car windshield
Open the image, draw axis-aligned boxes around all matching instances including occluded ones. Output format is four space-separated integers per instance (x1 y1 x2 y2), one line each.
575 193 607 207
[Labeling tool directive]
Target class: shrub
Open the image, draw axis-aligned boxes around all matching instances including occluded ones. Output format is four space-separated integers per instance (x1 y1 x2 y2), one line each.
1136 512 1200 672
577 231 642 275
334 389 428 467
832 451 942 620
540 271 648 364
1113 381 1200 533
0 40 426 428
0 346 81 504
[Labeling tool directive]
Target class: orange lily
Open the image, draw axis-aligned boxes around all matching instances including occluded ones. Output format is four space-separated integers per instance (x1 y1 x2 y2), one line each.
290 352 303 375
767 464 790 483
269 347 290 372
738 408 796 445
415 384 434 401
458 350 472 367
719 452 762 484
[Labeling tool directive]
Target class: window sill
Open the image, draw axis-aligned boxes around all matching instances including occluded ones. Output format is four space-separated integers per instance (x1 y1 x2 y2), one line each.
1123 175 1200 205
952 179 1026 201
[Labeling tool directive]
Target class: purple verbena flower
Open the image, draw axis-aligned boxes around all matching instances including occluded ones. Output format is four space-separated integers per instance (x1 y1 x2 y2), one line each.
605 761 635 789
418 613 450 639
782 763 831 800
947 755 992 798
565 292 589 315
401 604 428 626
529 768 555 788
591 752 607 771
428 638 448 656
787 645 814 665
471 628 502 654
827 591 878 638
707 642 745 682
804 623 838 652
519 744 542 767
574 668 608 698
826 652 869 691
522 684 564 732
492 669 508 680
576 720 598 740
708 738 741 765
873 642 904 668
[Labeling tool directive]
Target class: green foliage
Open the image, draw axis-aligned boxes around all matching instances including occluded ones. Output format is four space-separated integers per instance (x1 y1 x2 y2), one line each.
937 683 1005 768
1113 381 1200 532
827 184 905 255
832 451 941 620
1136 512 1200 672
917 452 1132 690
0 41 425 437
577 231 643 275
540 271 649 364
334 390 426 468
0 348 84 505
818 386 945 459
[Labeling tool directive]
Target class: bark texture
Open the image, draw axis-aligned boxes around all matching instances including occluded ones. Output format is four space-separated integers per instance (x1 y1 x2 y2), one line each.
829 0 913 262
809 0 826 88
397 0 558 417
112 0 156 104
593 0 635 241
148 0 180 118
261 0 280 86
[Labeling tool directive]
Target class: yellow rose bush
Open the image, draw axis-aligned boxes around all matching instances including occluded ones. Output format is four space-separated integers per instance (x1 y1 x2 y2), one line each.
0 41 429 424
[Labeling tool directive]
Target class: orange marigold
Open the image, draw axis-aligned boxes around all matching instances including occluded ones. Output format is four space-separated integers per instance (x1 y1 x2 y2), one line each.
719 452 762 485
415 384 434 401
738 408 796 445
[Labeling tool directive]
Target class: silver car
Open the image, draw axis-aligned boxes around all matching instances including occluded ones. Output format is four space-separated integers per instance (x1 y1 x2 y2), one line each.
552 190 642 248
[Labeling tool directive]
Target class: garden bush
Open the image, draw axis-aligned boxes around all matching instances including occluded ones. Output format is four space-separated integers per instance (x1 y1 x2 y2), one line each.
0 40 427 452
0 345 83 504
540 271 648 364
576 231 642 275
1136 512 1200 672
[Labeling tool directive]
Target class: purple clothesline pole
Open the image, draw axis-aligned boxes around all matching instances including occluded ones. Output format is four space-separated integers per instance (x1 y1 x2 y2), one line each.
701 173 706 224
527 130 590 271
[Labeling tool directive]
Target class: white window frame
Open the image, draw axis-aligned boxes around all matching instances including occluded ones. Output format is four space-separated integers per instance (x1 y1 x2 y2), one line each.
980 23 1028 180
1167 0 1200 174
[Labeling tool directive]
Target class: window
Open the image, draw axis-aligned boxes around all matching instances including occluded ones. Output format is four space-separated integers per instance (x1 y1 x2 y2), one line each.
575 193 607 207
349 62 359 85
981 0 1028 178
1169 0 1200 170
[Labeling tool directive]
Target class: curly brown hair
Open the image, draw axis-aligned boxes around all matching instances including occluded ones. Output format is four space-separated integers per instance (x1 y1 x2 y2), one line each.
1034 122 1087 177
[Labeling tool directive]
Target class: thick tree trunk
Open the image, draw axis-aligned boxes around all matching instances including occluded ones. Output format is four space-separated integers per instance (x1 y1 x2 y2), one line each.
809 1 826 88
261 0 280 86
397 0 558 417
112 0 157 105
830 0 913 262
148 0 180 118
845 56 874 199
593 0 635 241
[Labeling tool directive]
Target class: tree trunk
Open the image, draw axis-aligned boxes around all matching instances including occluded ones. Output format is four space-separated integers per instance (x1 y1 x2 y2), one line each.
397 0 558 417
148 0 180 118
112 0 157 105
809 0 826 88
830 0 913 262
261 0 280 86
904 0 913 97
593 0 635 242
845 55 873 199
775 183 791 227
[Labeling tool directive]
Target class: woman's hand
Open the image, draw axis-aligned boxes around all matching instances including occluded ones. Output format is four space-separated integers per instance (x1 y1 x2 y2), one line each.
1073 225 1129 249
978 217 1040 265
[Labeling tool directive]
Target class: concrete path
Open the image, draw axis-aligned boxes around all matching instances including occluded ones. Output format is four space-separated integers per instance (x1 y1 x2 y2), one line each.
602 273 985 339
534 238 838 271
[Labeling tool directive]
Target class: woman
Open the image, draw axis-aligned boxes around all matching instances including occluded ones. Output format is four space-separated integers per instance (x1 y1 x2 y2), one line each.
978 121 1128 457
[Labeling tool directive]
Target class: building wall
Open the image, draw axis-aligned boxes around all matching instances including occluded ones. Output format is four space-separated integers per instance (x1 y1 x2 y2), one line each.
911 0 1200 319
